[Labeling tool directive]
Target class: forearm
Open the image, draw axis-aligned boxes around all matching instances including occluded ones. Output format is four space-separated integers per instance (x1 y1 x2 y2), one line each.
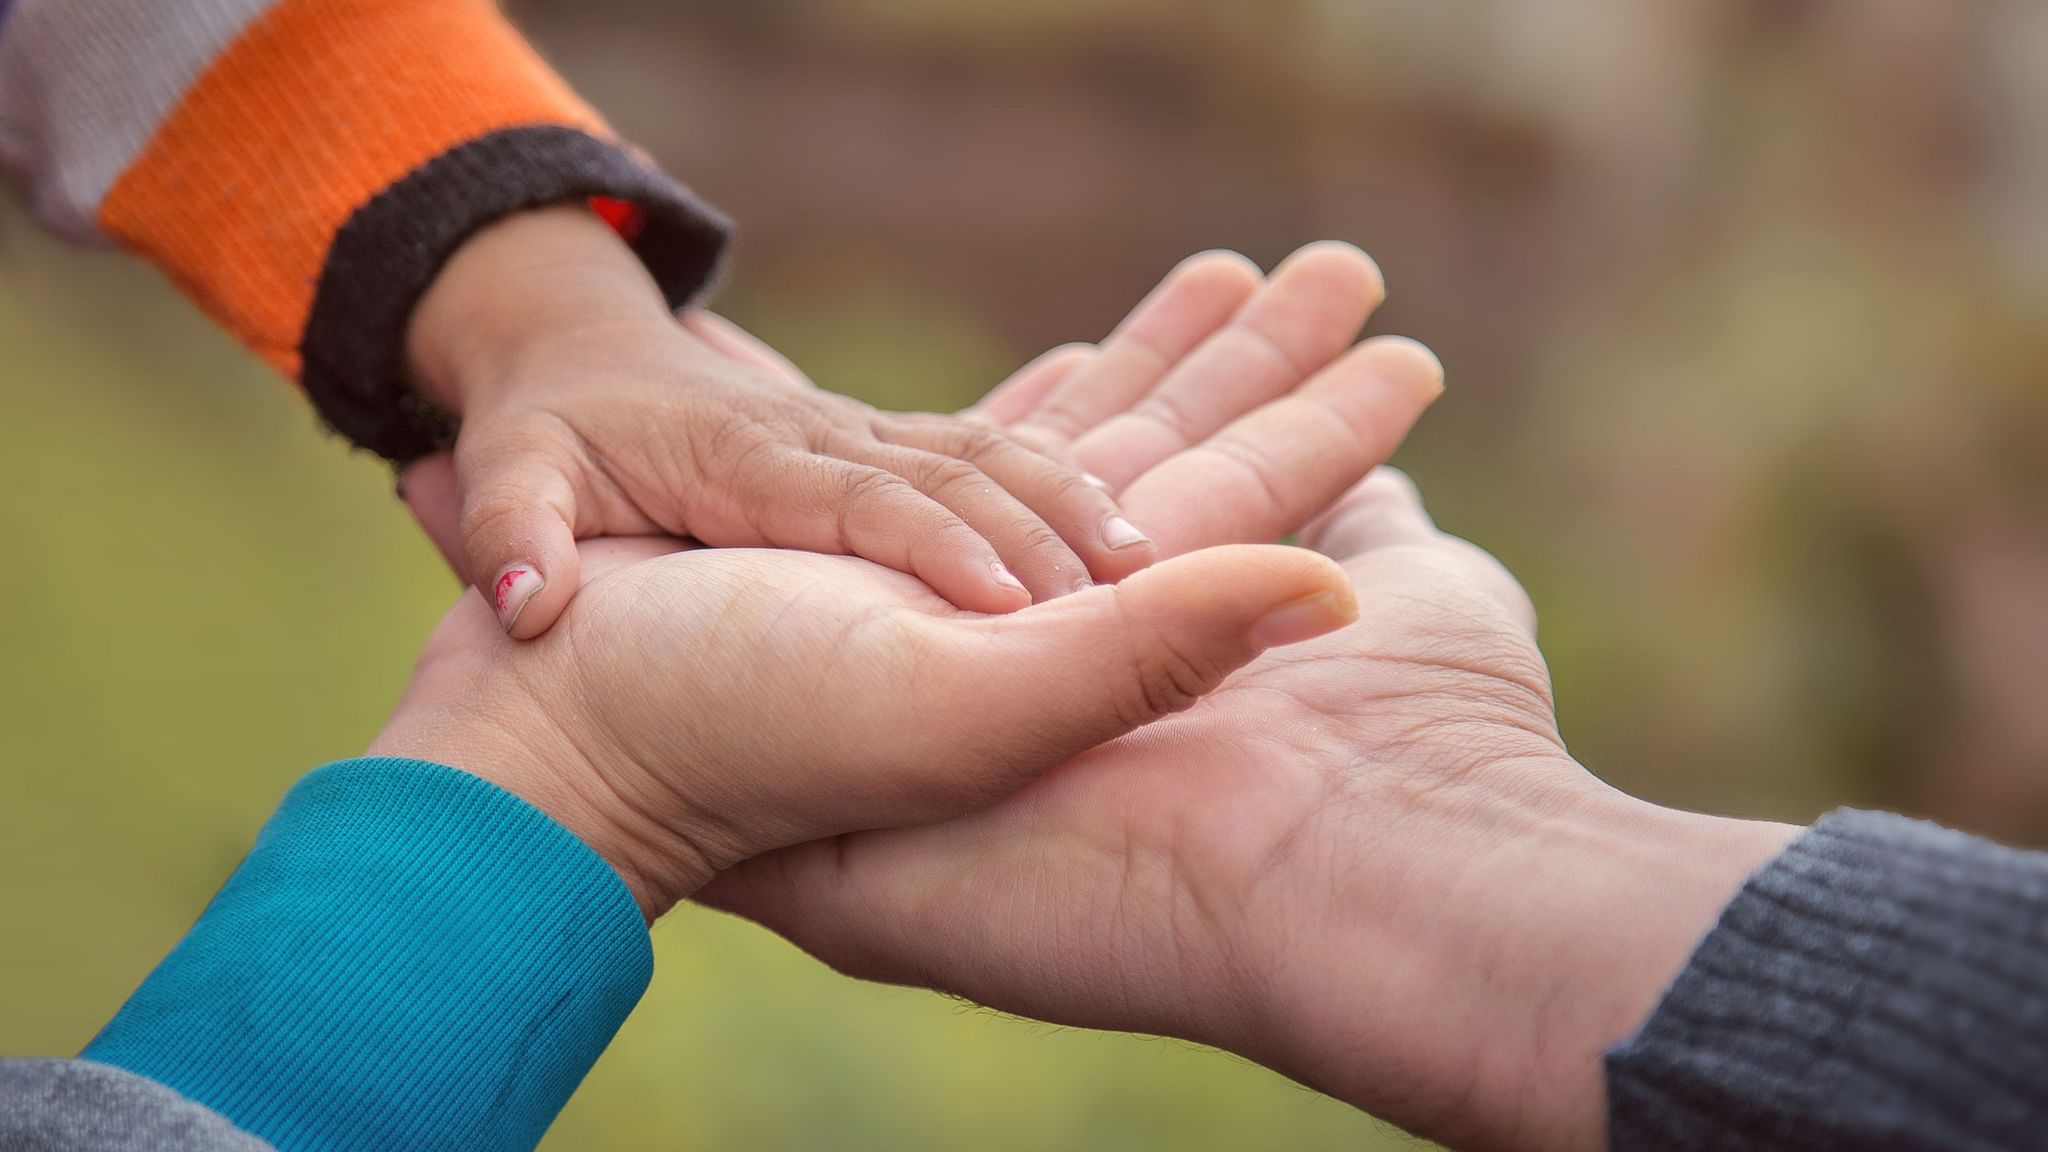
1254 778 1793 1152
82 758 651 1151
1263 770 2048 1152
0 0 728 461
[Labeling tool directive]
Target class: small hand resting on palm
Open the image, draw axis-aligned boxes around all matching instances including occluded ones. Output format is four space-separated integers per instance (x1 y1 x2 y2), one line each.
381 242 1444 917
378 246 1778 1152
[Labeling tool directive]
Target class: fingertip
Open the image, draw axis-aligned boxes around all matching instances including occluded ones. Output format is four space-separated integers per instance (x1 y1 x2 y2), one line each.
970 343 1096 425
488 561 549 637
1358 335 1446 401
1101 514 1152 552
929 553 1035 615
1084 513 1158 583
1274 240 1386 310
988 559 1033 605
1172 249 1264 292
1299 469 1436 558
493 534 582 638
1247 585 1356 649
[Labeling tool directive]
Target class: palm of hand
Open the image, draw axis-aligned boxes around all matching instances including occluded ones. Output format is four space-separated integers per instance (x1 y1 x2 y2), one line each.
531 541 1010 856
706 481 1564 1049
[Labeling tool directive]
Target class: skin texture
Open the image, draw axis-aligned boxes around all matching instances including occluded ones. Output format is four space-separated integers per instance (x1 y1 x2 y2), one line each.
405 204 1160 636
378 247 1784 1149
700 469 1799 1152
379 244 1447 922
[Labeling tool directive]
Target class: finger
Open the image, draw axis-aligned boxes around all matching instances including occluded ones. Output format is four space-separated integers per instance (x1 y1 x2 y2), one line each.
1119 336 1443 556
678 310 811 385
1017 250 1261 446
695 829 957 993
396 453 464 574
454 427 586 638
1071 241 1386 489
1300 467 1439 559
1304 469 1539 637
966 343 1095 426
697 546 1359 994
876 417 1157 586
851 441 1099 600
749 448 1033 614
909 544 1357 787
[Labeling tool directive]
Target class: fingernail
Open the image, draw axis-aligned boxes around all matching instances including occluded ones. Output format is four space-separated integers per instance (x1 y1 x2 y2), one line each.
1249 592 1356 649
990 560 1028 594
1101 515 1152 551
1082 472 1112 490
1377 335 1446 399
492 564 545 632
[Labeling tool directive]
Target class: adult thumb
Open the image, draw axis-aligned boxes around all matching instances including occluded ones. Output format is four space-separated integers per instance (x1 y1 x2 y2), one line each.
945 544 1356 768
453 428 584 638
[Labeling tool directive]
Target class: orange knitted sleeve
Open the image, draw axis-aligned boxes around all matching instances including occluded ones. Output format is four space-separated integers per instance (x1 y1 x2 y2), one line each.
1 0 728 461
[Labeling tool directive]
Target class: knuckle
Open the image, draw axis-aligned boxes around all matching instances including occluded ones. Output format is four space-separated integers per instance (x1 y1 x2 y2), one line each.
1113 599 1227 725
1008 519 1072 558
907 419 1012 467
832 467 918 547
459 478 543 540
913 456 987 496
1128 636 1223 723
840 466 915 505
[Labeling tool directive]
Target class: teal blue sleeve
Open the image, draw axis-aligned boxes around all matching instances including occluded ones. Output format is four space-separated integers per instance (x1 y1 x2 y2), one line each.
82 757 654 1151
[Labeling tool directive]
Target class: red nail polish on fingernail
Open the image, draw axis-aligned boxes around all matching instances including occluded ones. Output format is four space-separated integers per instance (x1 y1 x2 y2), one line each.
493 564 545 631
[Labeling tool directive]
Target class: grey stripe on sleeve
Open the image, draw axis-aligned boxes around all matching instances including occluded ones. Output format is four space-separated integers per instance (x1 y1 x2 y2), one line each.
0 1059 274 1151
0 0 278 241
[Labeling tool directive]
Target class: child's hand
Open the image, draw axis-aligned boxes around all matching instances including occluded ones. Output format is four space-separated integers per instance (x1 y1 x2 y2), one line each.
405 205 1153 637
387 239 1439 921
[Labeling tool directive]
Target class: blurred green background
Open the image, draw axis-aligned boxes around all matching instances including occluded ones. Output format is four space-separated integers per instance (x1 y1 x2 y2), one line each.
5 1 2047 1148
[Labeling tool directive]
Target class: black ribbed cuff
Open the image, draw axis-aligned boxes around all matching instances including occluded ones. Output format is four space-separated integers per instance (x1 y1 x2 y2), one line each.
300 125 732 464
1605 809 2048 1152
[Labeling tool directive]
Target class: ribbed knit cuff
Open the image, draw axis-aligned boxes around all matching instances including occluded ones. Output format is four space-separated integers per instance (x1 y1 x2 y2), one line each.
83 758 654 1152
1605 809 2048 1151
300 125 732 462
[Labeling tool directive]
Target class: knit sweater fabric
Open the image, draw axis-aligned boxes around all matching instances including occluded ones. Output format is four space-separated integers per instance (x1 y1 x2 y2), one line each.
0 0 730 461
1605 808 2048 1150
4 792 2043 1149
4 759 651 1151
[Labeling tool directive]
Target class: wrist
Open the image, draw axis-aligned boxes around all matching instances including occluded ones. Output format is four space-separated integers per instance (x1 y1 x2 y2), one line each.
369 678 711 922
405 203 675 416
1496 792 1798 1151
1244 756 1796 1151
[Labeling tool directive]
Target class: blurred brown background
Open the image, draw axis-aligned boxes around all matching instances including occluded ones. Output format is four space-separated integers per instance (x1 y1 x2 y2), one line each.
4 1 2046 1148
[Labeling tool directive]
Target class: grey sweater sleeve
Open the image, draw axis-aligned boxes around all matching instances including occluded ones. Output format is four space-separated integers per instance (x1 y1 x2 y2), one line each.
0 1060 273 1151
1605 808 2048 1151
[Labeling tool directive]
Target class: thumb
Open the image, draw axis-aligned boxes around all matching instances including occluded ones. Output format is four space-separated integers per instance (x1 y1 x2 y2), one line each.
945 544 1356 767
454 426 585 638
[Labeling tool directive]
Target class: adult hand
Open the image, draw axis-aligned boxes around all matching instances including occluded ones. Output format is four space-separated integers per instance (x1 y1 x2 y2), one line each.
381 243 1446 924
700 470 1800 1152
